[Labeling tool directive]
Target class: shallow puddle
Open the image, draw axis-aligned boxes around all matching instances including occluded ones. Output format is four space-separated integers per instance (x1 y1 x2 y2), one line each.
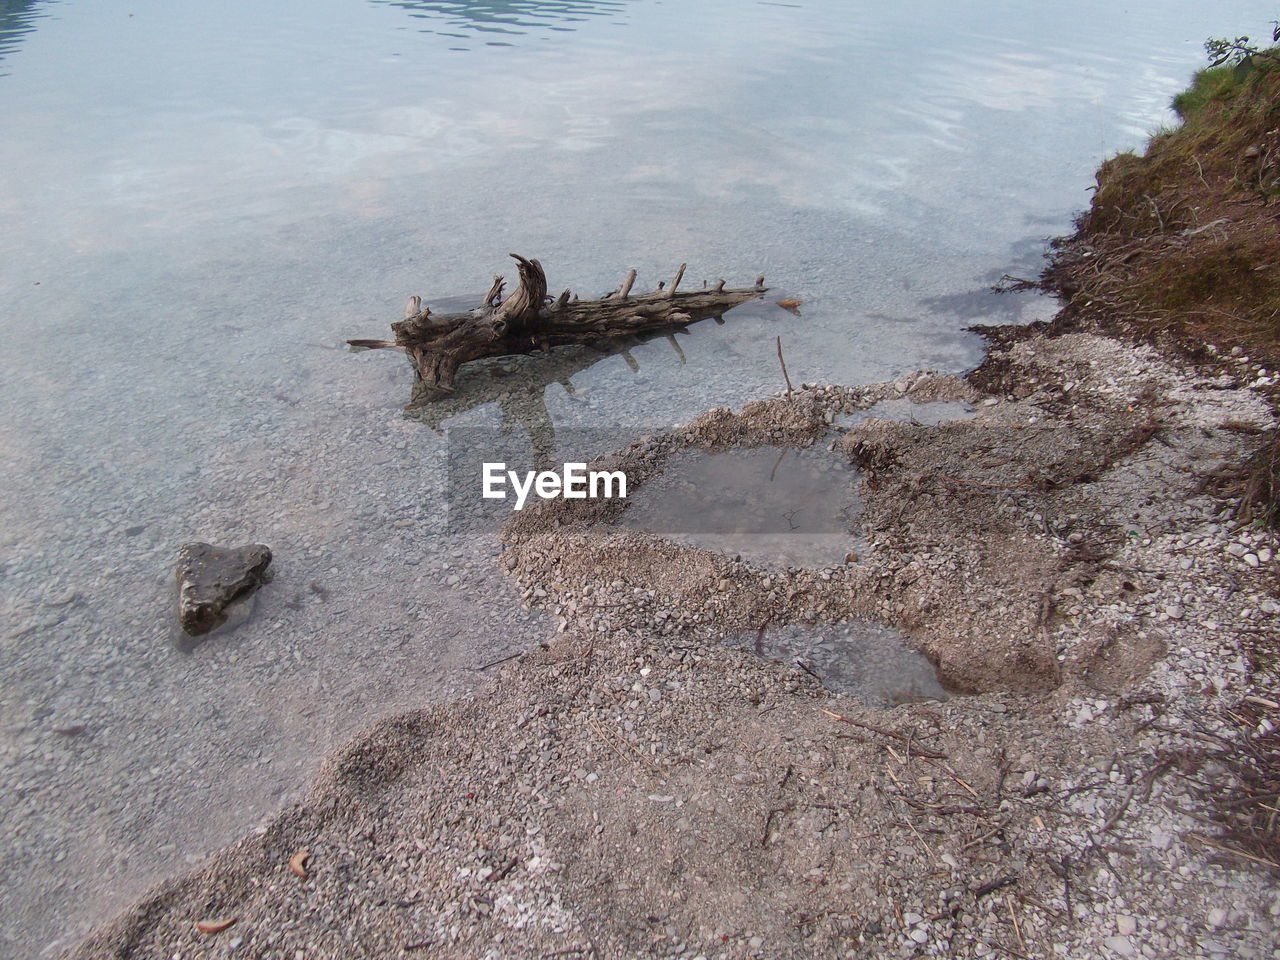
734 621 946 706
836 398 976 429
619 445 862 568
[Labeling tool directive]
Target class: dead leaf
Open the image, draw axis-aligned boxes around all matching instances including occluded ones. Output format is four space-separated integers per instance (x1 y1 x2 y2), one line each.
776 298 803 309
289 848 310 878
195 918 237 935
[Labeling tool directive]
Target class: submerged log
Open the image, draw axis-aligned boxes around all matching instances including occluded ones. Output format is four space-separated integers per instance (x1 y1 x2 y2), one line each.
348 255 767 398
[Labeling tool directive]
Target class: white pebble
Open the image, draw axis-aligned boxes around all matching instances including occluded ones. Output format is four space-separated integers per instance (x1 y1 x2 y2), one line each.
1102 934 1135 955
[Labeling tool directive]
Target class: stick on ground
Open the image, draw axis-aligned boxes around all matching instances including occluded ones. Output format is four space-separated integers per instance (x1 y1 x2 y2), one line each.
776 335 794 397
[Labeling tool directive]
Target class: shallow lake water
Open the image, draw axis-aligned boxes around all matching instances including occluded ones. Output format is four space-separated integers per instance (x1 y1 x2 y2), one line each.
621 444 864 569
734 621 948 706
1 0 1275 953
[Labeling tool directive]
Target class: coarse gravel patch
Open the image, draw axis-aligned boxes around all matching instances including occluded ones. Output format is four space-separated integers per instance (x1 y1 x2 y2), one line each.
65 327 1280 960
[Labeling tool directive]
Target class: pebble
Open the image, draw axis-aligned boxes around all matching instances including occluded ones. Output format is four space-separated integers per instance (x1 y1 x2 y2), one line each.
1117 915 1137 936
1102 934 1135 955
1207 907 1228 928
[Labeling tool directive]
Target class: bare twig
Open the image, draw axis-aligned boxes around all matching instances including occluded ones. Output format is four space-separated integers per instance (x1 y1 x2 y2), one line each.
1192 155 1210 190
1187 833 1280 869
776 335 794 397
1007 894 1028 953
1100 785 1137 833
617 269 637 299
762 806 790 847
475 651 523 671
919 472 1039 491
667 263 686 297
821 709 948 759
973 874 1019 900
584 714 652 769
905 816 941 865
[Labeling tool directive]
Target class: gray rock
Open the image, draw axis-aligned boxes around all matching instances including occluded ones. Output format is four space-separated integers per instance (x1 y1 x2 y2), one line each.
1102 934 1135 956
175 542 272 637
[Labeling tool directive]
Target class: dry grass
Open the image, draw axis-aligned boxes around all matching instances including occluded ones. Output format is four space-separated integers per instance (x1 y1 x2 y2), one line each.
1044 55 1280 529
1057 59 1280 361
1237 432 1280 527
1199 700 1280 876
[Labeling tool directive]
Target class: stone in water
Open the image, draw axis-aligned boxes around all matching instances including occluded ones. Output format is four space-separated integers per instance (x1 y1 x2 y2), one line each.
175 542 272 637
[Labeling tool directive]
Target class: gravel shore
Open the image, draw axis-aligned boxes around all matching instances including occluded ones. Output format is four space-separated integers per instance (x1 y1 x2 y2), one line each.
65 319 1280 959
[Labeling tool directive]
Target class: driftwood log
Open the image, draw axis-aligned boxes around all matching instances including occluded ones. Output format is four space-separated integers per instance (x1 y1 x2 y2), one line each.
348 255 767 398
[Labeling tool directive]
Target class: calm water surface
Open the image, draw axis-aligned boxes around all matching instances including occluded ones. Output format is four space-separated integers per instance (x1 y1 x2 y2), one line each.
1 0 1274 952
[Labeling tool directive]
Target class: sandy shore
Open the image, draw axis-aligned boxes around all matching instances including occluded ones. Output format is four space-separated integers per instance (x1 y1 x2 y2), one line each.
64 313 1280 959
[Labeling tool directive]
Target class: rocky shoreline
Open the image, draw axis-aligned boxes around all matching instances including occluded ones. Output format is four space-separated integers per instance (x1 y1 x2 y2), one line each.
65 310 1280 958
62 52 1280 960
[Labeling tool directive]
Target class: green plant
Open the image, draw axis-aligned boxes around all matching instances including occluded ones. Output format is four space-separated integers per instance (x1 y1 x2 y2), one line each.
1205 21 1280 82
1171 65 1242 119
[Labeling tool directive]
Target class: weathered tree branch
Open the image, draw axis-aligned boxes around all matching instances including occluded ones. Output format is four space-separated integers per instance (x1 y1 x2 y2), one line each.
348 255 766 398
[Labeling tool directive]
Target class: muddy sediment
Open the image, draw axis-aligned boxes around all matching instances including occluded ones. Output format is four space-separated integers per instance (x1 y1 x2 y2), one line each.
65 318 1280 959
